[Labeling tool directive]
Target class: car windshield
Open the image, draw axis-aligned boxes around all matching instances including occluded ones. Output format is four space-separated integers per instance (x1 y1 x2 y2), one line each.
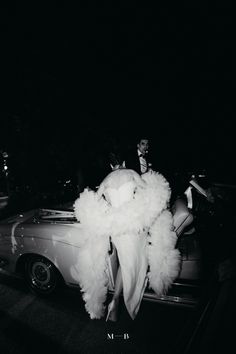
36 206 77 223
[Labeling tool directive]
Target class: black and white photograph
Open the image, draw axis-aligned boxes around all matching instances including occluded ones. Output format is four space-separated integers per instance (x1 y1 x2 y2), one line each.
0 2 235 353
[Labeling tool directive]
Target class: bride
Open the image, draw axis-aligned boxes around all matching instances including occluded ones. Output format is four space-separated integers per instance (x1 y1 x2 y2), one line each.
73 162 180 321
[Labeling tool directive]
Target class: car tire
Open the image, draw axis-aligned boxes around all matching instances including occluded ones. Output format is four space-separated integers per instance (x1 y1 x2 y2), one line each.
24 256 62 296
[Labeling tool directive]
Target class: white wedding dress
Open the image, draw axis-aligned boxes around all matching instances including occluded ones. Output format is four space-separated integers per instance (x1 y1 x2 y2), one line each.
73 169 180 320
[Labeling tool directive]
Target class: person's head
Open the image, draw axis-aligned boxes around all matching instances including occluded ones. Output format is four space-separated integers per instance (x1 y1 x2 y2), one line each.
110 161 126 171
137 138 149 155
109 152 125 170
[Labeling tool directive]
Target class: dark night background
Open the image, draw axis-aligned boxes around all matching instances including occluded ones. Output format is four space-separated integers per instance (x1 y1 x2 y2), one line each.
0 5 236 353
0 2 235 195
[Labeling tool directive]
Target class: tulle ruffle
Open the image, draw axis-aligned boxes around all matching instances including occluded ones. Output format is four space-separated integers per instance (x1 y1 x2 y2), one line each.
73 169 180 319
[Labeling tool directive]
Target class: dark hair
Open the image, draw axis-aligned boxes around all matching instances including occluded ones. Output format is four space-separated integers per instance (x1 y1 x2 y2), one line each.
108 152 123 166
135 133 150 144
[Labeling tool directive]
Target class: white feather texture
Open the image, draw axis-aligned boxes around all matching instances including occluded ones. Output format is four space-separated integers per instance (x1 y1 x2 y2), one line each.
147 210 181 295
73 188 111 238
70 236 110 319
139 171 172 227
73 189 111 318
73 169 180 319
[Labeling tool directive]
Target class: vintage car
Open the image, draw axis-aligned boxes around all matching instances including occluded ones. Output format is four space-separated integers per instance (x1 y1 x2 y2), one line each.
0 172 230 307
0 177 220 309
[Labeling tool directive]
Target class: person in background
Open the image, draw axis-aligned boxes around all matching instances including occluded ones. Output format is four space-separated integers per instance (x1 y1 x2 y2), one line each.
125 136 152 175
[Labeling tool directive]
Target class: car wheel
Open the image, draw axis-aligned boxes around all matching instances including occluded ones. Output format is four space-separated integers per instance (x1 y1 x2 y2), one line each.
24 256 62 296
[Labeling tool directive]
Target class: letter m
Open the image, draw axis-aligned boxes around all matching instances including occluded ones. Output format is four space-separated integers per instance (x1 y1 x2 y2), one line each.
107 333 114 340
